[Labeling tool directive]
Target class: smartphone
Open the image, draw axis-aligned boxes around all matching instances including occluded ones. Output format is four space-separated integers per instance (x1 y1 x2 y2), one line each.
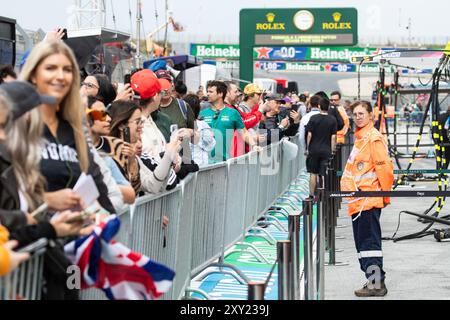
66 211 90 224
30 203 49 220
124 74 131 85
123 127 131 143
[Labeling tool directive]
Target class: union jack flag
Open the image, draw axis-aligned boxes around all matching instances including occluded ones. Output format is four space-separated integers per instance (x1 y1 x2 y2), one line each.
65 216 175 300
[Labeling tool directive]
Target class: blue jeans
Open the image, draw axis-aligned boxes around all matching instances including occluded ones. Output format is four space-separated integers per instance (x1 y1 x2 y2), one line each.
352 208 385 281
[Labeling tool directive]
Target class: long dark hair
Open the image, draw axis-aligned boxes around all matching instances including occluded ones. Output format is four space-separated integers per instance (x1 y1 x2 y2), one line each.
108 100 140 138
94 74 117 106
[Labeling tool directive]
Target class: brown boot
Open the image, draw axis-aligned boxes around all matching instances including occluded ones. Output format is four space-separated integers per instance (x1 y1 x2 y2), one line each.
354 281 388 297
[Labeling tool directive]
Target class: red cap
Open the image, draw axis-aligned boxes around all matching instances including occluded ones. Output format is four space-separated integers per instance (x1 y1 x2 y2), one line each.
158 78 172 91
131 70 161 99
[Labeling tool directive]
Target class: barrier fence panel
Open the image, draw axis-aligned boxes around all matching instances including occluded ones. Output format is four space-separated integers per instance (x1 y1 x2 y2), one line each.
0 239 47 300
115 208 132 247
244 152 261 228
268 142 282 205
258 142 283 214
131 190 183 300
75 135 309 301
190 164 228 275
225 156 251 248
172 175 197 300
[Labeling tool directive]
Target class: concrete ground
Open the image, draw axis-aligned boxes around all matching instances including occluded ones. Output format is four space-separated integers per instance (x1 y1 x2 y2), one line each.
325 158 450 300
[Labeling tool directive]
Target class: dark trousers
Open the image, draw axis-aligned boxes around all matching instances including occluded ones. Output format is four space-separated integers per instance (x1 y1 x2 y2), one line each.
352 208 385 282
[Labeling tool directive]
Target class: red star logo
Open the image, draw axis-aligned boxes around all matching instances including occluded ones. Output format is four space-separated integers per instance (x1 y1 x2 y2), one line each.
254 62 261 69
324 64 332 72
256 47 273 59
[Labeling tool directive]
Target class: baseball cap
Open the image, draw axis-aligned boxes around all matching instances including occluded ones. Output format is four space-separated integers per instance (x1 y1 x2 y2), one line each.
283 96 293 104
265 93 286 104
0 81 56 120
155 70 173 83
131 69 161 99
244 83 263 96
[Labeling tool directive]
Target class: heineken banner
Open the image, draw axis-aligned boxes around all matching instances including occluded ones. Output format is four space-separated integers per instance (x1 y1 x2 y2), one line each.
190 43 380 62
253 46 379 62
254 61 397 73
190 44 240 60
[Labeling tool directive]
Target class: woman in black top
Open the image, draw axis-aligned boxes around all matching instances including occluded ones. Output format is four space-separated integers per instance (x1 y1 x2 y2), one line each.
19 40 114 214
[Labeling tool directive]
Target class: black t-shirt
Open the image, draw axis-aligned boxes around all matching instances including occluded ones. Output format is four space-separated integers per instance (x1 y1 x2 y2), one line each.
305 113 337 156
41 116 116 213
41 118 82 192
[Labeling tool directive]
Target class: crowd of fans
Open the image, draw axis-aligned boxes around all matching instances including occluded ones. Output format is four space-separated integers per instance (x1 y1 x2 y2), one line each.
0 30 355 299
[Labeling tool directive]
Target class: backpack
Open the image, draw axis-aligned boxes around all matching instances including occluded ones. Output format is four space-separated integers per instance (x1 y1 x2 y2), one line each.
177 99 188 121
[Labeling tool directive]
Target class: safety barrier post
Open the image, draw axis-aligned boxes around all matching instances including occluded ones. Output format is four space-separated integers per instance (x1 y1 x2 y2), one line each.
303 198 314 300
248 282 266 300
324 160 331 249
324 164 349 267
406 123 410 154
288 212 301 300
335 145 343 210
316 188 326 300
327 158 335 250
326 157 338 265
277 240 292 300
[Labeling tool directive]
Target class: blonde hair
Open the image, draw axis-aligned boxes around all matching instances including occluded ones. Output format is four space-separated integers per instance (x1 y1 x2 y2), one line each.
19 40 89 172
0 93 12 130
6 109 46 210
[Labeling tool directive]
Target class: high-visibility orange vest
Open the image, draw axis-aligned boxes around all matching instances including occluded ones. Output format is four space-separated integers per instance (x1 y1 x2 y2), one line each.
340 122 394 216
336 106 350 144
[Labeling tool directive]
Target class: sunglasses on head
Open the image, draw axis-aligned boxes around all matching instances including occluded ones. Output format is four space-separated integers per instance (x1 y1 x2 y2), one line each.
88 109 109 122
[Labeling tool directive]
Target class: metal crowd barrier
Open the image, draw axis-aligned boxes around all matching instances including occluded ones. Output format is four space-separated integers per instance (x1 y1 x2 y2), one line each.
0 238 48 300
80 135 307 300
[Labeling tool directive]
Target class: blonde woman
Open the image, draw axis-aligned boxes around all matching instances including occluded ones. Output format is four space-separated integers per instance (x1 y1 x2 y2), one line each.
20 40 114 213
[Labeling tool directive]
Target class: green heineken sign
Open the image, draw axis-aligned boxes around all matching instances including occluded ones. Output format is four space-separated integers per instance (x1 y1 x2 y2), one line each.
190 44 240 60
252 46 377 62
308 47 374 61
240 8 358 86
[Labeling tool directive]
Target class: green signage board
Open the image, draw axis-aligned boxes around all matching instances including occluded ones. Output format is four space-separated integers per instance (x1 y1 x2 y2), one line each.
190 44 240 60
240 8 358 86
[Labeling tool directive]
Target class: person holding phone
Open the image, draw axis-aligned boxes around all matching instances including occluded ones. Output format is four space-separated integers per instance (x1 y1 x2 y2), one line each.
107 100 181 195
20 40 115 215
86 97 136 210
0 81 93 299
